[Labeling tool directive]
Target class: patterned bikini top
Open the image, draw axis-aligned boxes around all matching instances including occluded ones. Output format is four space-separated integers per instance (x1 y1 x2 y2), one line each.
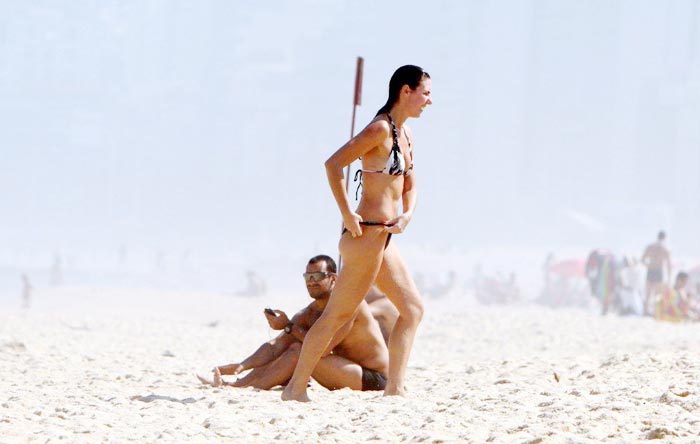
360 113 413 176
353 113 413 199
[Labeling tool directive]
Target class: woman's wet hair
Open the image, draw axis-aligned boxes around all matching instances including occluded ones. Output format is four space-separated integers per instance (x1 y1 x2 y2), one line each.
376 65 430 116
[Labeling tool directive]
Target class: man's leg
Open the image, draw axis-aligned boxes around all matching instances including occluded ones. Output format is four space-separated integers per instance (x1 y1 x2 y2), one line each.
311 355 365 391
230 342 302 389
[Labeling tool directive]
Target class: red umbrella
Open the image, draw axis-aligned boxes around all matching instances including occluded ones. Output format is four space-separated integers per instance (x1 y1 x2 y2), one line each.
549 259 586 278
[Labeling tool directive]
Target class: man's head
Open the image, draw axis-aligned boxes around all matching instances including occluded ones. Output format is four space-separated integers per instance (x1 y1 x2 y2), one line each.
304 255 337 299
658 230 666 242
674 271 688 290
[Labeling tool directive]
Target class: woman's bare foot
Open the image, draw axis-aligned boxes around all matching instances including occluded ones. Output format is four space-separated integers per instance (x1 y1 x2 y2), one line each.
281 383 311 402
383 384 408 397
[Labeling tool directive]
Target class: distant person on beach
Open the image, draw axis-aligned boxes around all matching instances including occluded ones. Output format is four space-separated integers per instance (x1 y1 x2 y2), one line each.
585 249 618 314
197 255 389 391
282 65 431 402
423 271 458 299
642 231 671 315
654 271 697 322
689 282 700 317
235 271 267 297
50 255 63 286
21 274 32 309
617 257 645 316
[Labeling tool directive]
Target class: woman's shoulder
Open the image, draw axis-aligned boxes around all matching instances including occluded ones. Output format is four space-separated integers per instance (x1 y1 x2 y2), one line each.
362 117 392 140
367 115 392 131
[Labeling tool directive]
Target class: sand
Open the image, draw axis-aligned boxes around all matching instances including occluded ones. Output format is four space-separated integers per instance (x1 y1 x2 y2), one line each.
1 287 699 443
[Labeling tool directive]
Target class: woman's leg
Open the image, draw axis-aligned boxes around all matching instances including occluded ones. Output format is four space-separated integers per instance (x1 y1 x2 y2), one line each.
375 241 424 396
282 229 387 401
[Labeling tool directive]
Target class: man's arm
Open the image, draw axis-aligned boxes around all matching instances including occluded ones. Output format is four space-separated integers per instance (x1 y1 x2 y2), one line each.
321 319 354 356
227 333 297 373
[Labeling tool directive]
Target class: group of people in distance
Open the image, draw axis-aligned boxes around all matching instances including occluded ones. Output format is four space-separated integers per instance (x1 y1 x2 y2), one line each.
198 65 433 401
583 231 700 321
637 231 700 321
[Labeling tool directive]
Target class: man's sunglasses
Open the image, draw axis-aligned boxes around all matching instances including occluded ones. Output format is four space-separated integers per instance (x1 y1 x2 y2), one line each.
302 271 334 282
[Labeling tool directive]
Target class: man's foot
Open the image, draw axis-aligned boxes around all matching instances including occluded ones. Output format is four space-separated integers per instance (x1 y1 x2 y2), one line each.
281 383 311 402
196 374 216 386
212 367 223 386
196 367 224 387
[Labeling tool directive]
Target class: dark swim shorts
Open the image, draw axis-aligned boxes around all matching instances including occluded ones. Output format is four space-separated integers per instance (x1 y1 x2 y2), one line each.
361 368 387 391
647 268 663 283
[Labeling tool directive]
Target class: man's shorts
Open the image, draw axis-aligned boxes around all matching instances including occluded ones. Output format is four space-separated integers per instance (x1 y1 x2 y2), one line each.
647 268 663 283
361 368 387 391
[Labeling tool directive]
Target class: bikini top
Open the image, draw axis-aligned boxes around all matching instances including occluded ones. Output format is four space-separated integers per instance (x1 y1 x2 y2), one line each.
353 113 413 199
361 113 413 176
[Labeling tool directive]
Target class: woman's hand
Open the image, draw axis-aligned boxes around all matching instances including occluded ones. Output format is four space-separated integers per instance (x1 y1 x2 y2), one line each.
264 309 290 330
343 211 364 237
385 213 411 234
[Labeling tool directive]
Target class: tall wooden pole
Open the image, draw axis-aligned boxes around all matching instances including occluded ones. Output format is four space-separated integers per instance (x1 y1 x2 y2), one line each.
344 57 364 195
339 57 364 269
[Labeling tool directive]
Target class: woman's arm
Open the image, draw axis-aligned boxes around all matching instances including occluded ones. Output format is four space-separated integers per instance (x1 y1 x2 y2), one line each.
325 120 391 236
387 126 417 234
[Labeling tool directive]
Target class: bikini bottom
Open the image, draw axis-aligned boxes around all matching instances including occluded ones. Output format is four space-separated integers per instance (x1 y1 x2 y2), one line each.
342 221 392 249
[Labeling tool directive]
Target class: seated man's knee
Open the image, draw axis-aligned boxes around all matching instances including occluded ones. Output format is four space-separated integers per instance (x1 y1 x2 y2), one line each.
282 341 302 364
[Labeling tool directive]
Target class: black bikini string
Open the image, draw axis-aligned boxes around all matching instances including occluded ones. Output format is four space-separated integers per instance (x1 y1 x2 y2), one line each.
354 169 363 200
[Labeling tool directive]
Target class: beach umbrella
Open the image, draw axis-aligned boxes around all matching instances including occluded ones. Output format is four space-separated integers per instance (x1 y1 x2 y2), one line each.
549 259 586 278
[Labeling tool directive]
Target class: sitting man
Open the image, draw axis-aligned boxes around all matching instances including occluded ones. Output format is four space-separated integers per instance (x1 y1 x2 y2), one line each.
364 285 398 345
197 254 389 391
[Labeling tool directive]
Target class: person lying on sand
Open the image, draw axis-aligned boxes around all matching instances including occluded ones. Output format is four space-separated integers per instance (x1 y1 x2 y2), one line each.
197 254 389 391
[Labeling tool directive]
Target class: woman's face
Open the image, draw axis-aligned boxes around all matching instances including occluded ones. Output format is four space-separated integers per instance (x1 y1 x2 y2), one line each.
407 78 432 118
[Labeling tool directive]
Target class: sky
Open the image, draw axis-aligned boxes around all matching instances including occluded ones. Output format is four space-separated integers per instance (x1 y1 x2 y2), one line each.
1 0 699 283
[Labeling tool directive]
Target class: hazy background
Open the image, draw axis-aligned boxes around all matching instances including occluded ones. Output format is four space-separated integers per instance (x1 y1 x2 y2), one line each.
1 0 699 300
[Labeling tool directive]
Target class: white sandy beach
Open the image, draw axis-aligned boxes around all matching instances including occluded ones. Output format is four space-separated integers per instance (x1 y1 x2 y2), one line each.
1 287 698 443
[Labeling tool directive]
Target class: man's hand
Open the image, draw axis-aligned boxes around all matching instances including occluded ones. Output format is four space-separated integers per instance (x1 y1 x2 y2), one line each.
215 363 244 376
264 309 290 330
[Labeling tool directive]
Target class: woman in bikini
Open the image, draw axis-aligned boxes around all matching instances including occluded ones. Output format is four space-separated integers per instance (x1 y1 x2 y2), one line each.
282 65 432 402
